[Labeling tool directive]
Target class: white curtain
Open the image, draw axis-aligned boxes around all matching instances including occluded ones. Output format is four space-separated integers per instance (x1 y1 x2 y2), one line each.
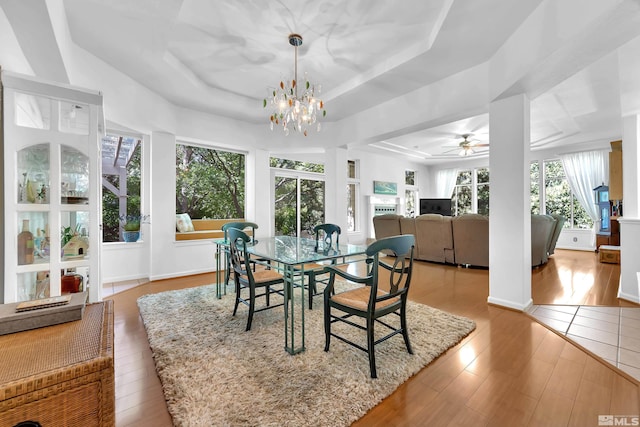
560 150 609 222
436 168 458 198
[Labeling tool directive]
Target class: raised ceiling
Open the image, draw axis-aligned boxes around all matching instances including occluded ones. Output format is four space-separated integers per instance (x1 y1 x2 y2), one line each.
4 0 640 163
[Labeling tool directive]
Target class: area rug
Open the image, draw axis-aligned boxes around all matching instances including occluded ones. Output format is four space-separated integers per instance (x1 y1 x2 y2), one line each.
137 283 476 427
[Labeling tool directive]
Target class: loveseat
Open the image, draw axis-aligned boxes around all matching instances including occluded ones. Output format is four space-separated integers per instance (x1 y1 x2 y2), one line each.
373 213 563 268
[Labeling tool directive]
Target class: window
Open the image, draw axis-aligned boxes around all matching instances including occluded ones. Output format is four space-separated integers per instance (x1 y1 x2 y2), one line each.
101 134 142 242
530 161 540 214
405 170 417 217
271 157 325 237
452 170 472 215
176 144 245 219
543 159 593 229
477 168 490 216
347 160 359 232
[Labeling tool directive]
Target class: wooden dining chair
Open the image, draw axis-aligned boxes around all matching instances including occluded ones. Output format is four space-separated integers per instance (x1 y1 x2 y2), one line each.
296 223 341 309
323 234 415 378
228 227 285 331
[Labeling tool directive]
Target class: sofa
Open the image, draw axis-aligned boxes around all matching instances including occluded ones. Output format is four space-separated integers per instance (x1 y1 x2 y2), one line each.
373 213 563 268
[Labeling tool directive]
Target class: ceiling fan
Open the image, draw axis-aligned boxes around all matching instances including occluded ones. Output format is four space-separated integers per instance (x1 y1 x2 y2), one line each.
444 134 490 156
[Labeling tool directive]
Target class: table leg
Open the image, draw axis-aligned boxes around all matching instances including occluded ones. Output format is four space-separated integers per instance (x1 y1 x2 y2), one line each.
215 245 222 299
283 264 306 355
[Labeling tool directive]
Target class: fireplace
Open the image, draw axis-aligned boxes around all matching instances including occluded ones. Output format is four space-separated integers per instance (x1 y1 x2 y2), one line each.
368 196 401 238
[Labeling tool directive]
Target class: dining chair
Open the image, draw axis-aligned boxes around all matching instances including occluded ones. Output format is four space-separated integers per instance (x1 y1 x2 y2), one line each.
323 234 415 378
228 227 285 331
222 221 260 286
297 223 341 310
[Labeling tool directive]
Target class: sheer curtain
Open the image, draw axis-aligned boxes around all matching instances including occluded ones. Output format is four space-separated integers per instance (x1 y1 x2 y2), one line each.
436 168 457 198
559 150 609 222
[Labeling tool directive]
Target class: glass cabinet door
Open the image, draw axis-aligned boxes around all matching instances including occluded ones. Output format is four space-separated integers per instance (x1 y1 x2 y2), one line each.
3 70 103 304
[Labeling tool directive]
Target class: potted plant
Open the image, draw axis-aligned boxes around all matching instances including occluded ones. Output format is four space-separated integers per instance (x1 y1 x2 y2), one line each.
119 214 150 242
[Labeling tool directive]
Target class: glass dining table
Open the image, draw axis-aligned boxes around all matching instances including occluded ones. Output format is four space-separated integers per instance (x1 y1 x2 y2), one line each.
213 235 367 354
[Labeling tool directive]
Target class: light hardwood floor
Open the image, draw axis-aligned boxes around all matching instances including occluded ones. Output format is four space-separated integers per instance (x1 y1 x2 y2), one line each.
107 249 640 426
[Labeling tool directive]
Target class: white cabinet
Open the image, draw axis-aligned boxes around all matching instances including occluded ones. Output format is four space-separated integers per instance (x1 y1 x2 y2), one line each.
2 71 103 303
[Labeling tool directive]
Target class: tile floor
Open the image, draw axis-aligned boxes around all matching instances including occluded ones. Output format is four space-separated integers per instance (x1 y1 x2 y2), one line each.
102 278 149 298
528 304 640 381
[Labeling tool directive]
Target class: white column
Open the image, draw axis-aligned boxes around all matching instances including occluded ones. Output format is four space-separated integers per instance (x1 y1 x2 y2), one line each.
149 131 176 279
618 115 640 303
250 149 272 237
324 148 348 236
488 94 532 311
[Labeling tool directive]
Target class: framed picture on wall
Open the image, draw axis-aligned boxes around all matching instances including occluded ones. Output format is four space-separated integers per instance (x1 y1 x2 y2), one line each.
373 181 397 195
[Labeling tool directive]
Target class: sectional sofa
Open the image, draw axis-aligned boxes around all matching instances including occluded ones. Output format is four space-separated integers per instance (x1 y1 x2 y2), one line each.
373 213 564 268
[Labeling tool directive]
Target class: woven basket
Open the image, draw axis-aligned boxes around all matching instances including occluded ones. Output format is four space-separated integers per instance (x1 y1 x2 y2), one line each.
0 301 115 426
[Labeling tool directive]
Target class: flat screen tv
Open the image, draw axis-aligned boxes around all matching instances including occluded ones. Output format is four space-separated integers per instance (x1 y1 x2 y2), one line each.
419 198 452 216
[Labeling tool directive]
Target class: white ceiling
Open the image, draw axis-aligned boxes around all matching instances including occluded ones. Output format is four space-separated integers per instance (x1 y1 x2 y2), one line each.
4 0 640 164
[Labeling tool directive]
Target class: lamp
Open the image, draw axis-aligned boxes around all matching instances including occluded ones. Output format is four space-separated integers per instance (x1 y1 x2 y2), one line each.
264 34 326 136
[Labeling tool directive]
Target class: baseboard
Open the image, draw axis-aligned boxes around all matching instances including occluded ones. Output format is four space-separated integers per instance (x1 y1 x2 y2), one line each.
487 296 533 312
149 268 216 282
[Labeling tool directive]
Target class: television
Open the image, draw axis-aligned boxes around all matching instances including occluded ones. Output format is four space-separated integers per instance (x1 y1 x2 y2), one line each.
419 198 452 216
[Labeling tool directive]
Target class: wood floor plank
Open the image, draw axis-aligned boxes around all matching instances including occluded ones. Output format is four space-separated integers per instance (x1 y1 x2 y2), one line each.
107 249 640 426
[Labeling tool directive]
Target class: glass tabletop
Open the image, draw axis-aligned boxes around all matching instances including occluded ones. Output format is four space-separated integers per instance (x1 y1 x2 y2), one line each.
234 235 367 265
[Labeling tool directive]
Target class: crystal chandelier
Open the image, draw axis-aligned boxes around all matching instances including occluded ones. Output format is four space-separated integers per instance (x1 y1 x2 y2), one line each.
264 34 326 136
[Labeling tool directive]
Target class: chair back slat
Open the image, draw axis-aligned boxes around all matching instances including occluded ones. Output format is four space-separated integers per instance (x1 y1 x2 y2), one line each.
369 235 415 309
313 223 341 252
223 221 258 242
228 227 252 280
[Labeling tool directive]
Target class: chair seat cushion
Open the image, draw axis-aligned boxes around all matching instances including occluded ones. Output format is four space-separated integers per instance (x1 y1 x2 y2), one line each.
296 263 326 272
331 286 399 311
240 269 283 284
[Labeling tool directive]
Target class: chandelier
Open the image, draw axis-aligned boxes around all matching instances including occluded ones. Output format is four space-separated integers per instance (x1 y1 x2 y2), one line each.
264 34 326 136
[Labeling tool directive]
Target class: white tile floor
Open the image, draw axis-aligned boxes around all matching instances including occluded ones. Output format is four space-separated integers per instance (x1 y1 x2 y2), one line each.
529 304 640 381
102 278 149 298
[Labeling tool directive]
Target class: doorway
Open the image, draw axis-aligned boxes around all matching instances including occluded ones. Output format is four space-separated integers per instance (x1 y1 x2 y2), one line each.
273 172 325 238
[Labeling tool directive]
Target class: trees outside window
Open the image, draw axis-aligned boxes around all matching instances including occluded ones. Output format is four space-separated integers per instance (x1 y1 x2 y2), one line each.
543 159 593 229
271 157 325 238
477 168 490 216
176 144 245 219
530 161 540 214
452 170 472 215
405 170 417 217
347 160 359 232
102 134 142 242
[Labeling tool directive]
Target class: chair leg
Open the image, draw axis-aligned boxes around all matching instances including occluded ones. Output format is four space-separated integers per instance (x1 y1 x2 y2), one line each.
246 286 256 331
308 272 316 310
323 303 331 351
232 277 240 316
367 316 377 378
401 305 413 354
225 260 231 285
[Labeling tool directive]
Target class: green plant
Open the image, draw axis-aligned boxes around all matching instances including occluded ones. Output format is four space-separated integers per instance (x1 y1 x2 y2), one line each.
119 214 149 232
61 224 81 247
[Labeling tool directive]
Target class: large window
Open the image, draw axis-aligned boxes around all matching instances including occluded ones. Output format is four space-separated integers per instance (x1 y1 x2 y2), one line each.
543 159 593 229
530 161 540 214
452 170 472 215
271 157 325 238
347 160 359 232
176 144 245 219
405 170 417 217
477 168 490 215
101 134 142 242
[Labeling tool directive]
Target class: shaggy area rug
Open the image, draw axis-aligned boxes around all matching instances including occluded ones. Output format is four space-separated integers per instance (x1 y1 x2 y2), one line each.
137 283 476 427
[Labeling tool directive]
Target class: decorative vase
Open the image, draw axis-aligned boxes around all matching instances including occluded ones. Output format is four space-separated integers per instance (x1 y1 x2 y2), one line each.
18 219 34 265
123 231 140 242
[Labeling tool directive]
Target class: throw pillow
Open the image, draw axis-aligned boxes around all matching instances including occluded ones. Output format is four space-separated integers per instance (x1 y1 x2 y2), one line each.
176 213 195 232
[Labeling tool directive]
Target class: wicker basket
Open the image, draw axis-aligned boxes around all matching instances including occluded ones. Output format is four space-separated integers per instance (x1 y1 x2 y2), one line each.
0 301 114 426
